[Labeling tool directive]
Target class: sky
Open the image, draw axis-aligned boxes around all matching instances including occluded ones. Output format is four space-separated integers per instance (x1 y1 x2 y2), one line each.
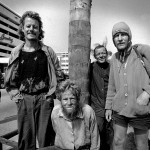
1 0 150 54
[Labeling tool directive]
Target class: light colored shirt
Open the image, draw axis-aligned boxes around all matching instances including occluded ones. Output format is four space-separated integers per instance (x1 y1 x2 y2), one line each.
51 104 100 150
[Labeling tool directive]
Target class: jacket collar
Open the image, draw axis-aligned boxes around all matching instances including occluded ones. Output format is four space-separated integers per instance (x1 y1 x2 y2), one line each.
9 42 47 66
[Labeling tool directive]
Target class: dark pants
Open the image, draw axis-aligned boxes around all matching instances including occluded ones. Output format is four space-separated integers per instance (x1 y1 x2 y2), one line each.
0 90 2 102
17 93 55 150
96 116 113 150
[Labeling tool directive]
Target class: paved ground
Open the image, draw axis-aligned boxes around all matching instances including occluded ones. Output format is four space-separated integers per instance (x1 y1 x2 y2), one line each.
0 89 17 149
0 89 60 149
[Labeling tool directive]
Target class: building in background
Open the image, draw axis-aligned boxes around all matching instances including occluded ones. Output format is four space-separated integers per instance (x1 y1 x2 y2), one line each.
0 2 113 74
0 2 23 72
56 52 69 74
0 2 69 74
56 50 112 75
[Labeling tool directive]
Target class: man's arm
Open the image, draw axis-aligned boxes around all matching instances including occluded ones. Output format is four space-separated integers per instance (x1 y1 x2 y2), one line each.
137 44 150 77
105 57 116 121
89 107 100 150
136 44 150 104
105 57 116 110
4 51 21 102
51 107 56 133
49 48 66 83
137 44 150 62
44 46 67 98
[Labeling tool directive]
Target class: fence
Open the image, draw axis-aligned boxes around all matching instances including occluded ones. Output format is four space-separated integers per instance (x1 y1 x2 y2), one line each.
0 129 18 150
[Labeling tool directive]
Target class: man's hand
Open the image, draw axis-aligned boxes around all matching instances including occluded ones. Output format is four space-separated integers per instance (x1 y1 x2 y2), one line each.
8 89 23 103
137 91 150 106
105 109 112 122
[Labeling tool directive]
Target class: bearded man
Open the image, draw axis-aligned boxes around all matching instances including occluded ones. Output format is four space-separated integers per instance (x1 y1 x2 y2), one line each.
51 79 100 150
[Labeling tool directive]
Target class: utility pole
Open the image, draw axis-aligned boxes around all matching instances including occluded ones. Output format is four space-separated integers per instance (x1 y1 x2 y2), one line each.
69 0 92 103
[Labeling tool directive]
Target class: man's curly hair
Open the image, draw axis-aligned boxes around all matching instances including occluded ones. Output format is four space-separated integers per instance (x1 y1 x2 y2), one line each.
56 79 81 102
18 11 44 41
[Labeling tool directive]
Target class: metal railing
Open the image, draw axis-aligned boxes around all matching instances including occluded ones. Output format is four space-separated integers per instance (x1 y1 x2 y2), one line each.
0 130 54 150
0 129 18 150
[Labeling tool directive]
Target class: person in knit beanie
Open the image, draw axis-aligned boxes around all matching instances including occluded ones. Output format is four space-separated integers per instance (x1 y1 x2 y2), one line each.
112 21 132 44
112 22 133 63
105 21 150 150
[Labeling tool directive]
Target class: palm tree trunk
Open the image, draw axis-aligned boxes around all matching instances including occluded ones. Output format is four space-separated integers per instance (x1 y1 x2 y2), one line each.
69 0 92 103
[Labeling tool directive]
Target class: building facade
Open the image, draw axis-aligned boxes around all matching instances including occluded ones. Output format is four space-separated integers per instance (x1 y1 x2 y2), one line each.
0 3 70 74
0 2 23 72
56 52 69 74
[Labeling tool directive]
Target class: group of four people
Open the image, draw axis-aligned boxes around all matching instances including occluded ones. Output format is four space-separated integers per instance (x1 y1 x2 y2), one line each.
4 10 150 150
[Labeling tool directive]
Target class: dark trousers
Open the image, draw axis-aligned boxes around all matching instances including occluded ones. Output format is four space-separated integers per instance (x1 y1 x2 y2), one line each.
0 90 2 102
96 116 113 150
17 93 55 150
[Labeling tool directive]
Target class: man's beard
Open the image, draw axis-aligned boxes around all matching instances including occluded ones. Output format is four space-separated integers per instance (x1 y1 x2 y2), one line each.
62 102 82 120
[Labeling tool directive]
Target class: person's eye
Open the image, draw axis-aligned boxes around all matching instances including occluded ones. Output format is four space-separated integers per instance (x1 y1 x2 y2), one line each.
114 34 119 38
71 98 76 102
62 98 67 101
122 33 128 37
26 25 30 28
34 26 38 29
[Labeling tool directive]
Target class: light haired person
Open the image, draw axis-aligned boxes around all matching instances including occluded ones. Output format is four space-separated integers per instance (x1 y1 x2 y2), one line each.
51 79 100 150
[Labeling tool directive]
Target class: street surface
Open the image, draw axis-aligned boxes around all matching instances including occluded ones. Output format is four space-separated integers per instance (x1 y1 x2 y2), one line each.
0 89 60 149
0 89 17 136
0 89 17 149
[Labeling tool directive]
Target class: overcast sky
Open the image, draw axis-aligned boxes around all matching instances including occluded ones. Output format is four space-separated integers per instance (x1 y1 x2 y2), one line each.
1 0 150 53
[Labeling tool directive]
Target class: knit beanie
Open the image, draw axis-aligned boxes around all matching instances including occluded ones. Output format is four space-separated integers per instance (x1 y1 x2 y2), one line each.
112 22 132 41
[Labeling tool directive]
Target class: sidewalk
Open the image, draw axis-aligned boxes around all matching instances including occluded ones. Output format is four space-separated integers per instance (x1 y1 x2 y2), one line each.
0 97 60 150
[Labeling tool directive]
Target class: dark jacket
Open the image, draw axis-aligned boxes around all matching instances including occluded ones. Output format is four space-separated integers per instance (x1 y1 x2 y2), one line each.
89 61 110 117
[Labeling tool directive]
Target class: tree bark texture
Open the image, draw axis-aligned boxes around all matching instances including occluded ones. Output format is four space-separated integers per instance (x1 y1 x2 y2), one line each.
69 0 92 103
